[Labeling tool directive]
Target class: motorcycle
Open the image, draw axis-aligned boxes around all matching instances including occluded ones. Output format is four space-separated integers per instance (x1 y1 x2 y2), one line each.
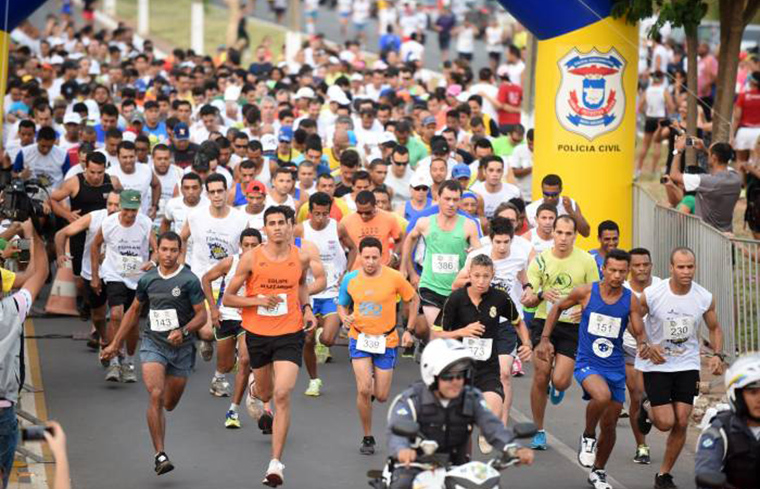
367 420 536 489
695 471 728 489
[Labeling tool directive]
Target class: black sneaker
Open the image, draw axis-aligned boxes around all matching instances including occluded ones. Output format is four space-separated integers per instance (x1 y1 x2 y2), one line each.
154 452 174 475
654 473 677 489
258 410 274 435
360 436 376 455
637 397 652 435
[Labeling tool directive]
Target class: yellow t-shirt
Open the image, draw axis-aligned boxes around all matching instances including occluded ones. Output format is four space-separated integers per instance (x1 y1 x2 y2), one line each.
1 268 16 293
526 247 600 321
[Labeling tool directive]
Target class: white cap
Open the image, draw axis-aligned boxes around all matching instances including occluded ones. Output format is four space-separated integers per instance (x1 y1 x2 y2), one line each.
224 85 242 102
350 73 363 82
295 87 316 100
372 60 388 70
328 56 340 65
261 134 277 152
63 112 82 125
410 170 433 188
327 85 350 106
122 131 137 143
378 131 396 145
49 54 65 65
497 65 510 79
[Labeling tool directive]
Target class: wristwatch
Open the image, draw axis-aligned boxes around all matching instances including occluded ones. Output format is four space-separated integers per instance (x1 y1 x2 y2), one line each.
672 149 680 156
181 327 190 339
302 304 313 313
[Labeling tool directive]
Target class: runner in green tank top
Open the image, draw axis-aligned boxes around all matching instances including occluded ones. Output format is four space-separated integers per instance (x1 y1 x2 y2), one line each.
419 214 467 294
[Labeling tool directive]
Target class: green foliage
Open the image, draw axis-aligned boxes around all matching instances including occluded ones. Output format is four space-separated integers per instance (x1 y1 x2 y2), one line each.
611 0 708 37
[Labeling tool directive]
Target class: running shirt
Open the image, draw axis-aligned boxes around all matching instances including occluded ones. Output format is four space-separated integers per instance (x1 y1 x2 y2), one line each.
526 228 554 253
644 83 667 118
153 164 183 226
219 254 243 322
186 205 250 284
622 276 662 350
419 215 468 297
469 181 521 218
99 212 153 289
242 245 304 336
303 219 347 299
338 266 415 348
70 173 113 215
264 193 296 212
403 198 432 221
635 278 713 373
12 144 71 189
135 264 205 347
525 197 578 228
108 163 154 215
342 209 402 269
81 209 108 281
164 195 208 261
465 237 531 310
576 282 631 370
526 247 600 321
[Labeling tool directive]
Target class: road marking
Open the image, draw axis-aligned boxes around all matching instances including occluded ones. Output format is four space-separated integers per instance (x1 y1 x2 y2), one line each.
510 407 629 489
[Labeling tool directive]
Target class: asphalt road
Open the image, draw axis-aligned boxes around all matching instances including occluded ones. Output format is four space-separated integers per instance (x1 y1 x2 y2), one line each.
30 314 698 489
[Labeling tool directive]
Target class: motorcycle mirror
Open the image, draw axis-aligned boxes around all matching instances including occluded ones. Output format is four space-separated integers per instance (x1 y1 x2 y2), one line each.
512 422 538 439
695 472 727 488
391 419 420 439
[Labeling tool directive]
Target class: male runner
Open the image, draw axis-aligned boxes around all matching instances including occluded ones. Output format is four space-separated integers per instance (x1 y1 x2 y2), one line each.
202 228 262 428
636 247 725 489
521 215 600 449
294 192 355 396
107 140 161 218
91 190 157 383
222 205 317 487
101 232 207 475
180 173 250 391
342 190 403 269
469 156 521 218
589 220 620 277
434 254 531 454
238 180 267 232
537 249 649 489
525 203 556 254
160 173 207 259
338 236 419 455
264 167 299 211
151 143 183 227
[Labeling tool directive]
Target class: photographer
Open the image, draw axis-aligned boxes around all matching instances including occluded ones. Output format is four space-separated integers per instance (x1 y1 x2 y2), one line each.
668 135 742 232
0 221 49 488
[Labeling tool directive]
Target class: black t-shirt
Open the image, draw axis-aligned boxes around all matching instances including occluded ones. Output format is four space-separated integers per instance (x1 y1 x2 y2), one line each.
249 62 273 78
334 182 352 198
170 142 200 169
135 265 205 347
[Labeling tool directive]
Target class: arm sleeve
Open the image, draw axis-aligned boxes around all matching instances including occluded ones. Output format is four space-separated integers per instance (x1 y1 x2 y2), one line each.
12 151 24 172
683 174 701 193
694 424 726 485
337 273 354 308
587 255 601 283
389 213 402 240
502 293 520 324
386 390 416 458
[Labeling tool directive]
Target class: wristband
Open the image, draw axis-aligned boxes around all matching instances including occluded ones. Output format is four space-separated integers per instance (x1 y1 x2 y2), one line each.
302 304 312 313
715 352 726 362
537 291 544 301
523 283 533 290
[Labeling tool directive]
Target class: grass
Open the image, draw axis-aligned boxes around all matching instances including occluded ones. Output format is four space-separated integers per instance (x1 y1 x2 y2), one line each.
115 0 285 62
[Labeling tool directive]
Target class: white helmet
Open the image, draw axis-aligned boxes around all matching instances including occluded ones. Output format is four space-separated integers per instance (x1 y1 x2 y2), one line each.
420 339 474 388
725 352 760 417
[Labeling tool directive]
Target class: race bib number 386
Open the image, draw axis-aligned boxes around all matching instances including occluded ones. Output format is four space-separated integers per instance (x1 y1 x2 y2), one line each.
431 253 459 274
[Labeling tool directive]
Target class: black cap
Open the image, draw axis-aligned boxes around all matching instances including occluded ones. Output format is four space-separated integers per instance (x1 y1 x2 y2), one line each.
432 139 450 155
61 80 79 99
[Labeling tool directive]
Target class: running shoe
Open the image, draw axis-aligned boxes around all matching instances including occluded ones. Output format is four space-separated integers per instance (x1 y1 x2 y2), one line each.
530 430 547 450
620 407 630 418
262 458 284 487
304 378 322 397
105 363 121 382
258 409 274 435
210 377 231 397
549 382 565 405
154 452 174 475
654 473 677 489
577 434 597 468
360 436 376 455
225 409 241 429
246 393 265 421
588 468 612 489
198 340 214 361
86 330 98 349
121 363 137 383
637 397 653 435
478 435 493 455
634 444 651 465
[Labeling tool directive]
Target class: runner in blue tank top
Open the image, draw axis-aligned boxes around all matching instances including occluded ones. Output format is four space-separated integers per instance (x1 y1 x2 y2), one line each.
536 249 654 489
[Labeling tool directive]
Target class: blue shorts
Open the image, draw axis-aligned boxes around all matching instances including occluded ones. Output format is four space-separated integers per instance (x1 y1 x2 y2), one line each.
339 11 350 18
312 297 338 317
354 21 367 31
349 337 398 370
305 10 318 19
140 334 196 378
574 363 626 404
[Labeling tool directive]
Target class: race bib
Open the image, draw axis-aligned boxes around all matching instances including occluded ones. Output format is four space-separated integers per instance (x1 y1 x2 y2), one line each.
587 312 622 339
149 309 179 332
118 255 143 276
257 293 288 317
664 316 695 342
462 337 493 361
356 332 386 354
431 253 459 274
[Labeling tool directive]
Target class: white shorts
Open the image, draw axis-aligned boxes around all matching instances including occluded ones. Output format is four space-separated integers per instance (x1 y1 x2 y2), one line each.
734 126 760 150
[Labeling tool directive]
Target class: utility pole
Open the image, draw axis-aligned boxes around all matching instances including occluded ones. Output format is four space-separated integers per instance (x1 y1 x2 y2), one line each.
137 0 149 36
284 0 302 64
191 1 205 55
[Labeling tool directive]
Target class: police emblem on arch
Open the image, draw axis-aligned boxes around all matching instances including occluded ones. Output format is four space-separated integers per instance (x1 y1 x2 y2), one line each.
171 286 181 297
556 47 626 141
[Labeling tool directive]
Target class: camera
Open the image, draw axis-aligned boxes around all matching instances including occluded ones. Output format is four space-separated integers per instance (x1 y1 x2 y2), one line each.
0 169 46 224
17 239 30 264
685 137 694 147
660 175 669 184
21 425 53 441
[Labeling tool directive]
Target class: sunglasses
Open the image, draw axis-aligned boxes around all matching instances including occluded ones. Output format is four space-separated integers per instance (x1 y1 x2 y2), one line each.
413 186 429 192
393 160 409 166
439 371 467 382
357 209 374 216
543 191 560 198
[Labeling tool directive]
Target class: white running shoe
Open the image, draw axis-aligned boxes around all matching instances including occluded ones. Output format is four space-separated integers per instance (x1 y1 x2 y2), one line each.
121 363 137 383
478 435 493 455
578 434 597 468
588 468 612 489
209 377 231 397
262 459 284 487
304 378 322 397
245 380 265 420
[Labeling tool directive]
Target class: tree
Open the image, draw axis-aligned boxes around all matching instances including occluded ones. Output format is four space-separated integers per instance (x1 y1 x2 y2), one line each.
612 0 707 166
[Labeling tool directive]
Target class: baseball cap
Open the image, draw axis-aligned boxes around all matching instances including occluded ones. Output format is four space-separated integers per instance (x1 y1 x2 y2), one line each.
61 80 79 99
446 84 462 97
174 122 190 140
452 163 471 180
130 111 145 124
63 112 82 125
224 85 242 102
261 134 277 152
279 126 293 143
410 171 433 189
49 54 64 65
120 190 142 209
327 85 350 106
378 131 396 147
295 87 316 100
422 115 437 127
431 139 450 154
245 180 267 195
497 66 510 80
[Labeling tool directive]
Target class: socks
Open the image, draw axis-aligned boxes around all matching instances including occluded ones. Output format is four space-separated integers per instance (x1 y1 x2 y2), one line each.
214 371 226 381
125 354 135 365
109 357 120 367
229 403 239 413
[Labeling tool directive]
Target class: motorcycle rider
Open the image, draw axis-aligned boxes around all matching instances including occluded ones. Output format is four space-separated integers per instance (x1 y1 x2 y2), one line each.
694 352 760 489
386 338 534 489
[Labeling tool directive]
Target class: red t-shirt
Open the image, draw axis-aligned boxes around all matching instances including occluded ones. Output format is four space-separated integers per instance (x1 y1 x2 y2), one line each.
497 83 523 126
736 89 760 127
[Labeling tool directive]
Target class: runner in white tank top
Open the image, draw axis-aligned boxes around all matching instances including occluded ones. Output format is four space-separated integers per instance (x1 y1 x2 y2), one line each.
152 154 183 227
108 159 156 216
98 210 154 290
303 219 348 299
644 83 667 119
527 227 554 253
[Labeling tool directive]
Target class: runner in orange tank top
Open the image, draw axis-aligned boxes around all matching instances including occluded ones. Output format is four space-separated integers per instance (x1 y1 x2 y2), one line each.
222 205 316 487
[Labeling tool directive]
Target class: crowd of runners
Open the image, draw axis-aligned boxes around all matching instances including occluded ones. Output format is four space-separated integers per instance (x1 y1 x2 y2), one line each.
0 5 746 489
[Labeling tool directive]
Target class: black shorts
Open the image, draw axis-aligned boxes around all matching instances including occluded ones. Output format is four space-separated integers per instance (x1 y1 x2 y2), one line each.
644 117 664 133
458 52 473 62
495 325 517 356
530 318 579 360
215 319 244 341
106 281 136 309
70 233 85 277
419 288 448 311
473 363 504 399
245 330 305 369
643 370 700 407
84 278 107 309
438 34 451 51
488 52 501 64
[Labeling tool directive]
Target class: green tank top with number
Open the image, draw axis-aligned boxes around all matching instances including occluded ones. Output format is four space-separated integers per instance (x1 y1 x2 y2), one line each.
419 214 468 296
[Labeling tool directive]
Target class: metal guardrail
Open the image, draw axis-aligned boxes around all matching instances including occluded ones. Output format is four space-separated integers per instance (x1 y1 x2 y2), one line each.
633 184 760 360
